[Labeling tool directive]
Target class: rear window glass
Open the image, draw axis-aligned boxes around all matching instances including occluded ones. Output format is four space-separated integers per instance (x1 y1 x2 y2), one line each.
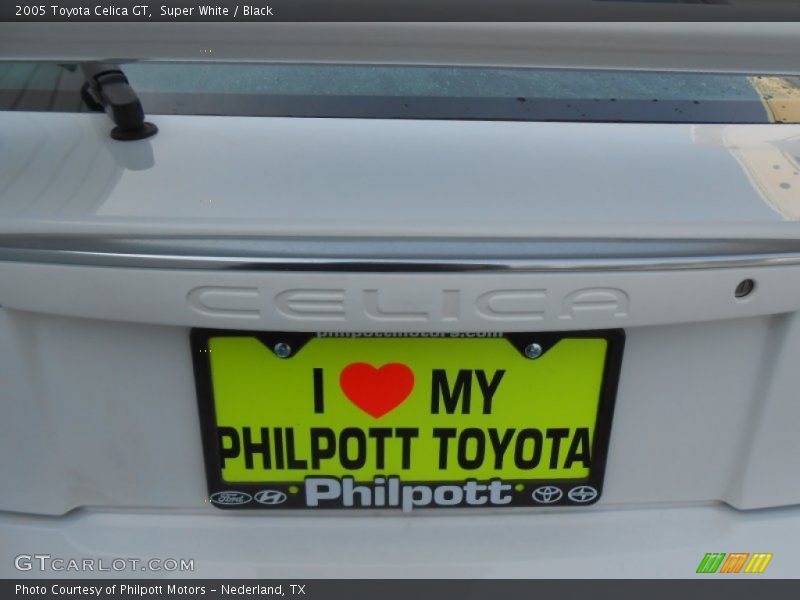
1 61 798 123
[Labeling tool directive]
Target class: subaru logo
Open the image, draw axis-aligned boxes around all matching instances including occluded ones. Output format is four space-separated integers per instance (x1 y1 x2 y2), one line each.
567 486 598 503
531 486 563 504
255 489 288 505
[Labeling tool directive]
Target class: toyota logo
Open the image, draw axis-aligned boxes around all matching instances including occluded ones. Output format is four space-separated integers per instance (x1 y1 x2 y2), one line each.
567 486 598 503
531 486 563 504
254 489 288 505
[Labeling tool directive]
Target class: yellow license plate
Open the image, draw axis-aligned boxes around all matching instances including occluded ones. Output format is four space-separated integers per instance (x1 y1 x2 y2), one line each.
192 330 623 510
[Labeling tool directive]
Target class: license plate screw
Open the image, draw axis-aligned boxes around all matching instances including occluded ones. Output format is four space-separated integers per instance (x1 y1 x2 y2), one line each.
273 342 292 358
524 343 543 359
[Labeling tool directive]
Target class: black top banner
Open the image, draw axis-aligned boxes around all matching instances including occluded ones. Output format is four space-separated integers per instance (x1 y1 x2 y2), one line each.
5 0 800 22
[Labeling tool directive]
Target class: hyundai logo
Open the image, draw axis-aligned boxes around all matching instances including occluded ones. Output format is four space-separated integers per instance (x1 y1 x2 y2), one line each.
255 489 288 505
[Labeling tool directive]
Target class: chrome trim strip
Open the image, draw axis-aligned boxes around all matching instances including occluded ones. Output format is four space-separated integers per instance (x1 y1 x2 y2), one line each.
2 237 800 272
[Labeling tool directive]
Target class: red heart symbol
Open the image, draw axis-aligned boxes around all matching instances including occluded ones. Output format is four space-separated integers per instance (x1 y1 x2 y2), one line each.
340 362 415 418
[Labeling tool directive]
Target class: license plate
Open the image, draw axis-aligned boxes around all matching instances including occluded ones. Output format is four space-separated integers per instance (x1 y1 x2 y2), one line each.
192 330 624 510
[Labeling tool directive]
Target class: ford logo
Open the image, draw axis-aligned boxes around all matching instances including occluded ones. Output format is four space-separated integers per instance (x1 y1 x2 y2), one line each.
210 491 252 506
